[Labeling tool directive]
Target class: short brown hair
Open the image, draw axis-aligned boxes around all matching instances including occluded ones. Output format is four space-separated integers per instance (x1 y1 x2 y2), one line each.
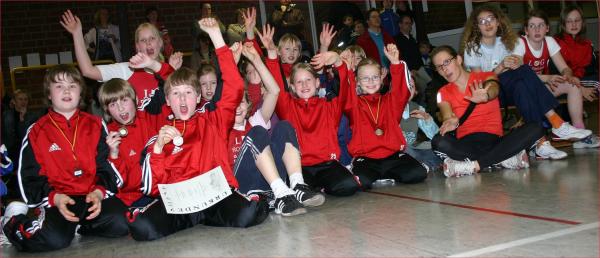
43 64 86 106
98 78 137 121
165 67 200 95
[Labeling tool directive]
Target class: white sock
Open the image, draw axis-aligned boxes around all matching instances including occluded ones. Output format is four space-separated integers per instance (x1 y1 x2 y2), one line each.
289 172 305 189
270 178 294 199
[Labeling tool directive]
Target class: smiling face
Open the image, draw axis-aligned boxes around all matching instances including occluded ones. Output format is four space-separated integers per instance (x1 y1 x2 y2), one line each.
477 11 498 39
290 68 319 99
107 97 136 125
48 74 82 115
525 16 549 43
357 64 382 94
166 84 200 121
234 95 250 124
199 73 217 101
135 26 163 61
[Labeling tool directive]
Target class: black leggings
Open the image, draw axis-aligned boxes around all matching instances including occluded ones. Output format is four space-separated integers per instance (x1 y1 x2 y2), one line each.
3 197 129 252
128 191 268 241
352 152 428 190
302 161 359 196
431 122 545 168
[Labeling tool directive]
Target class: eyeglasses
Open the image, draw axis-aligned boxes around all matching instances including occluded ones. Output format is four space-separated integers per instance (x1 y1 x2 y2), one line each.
527 23 547 30
478 15 496 26
434 57 456 71
359 75 381 83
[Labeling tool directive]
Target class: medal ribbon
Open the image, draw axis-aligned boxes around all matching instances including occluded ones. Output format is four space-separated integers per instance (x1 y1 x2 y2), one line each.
359 95 382 128
48 111 80 161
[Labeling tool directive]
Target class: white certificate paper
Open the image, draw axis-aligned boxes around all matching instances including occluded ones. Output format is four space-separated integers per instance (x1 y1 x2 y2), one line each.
158 166 232 214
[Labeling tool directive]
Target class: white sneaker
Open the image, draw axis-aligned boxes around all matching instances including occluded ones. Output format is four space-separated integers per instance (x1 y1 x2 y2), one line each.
443 158 477 178
573 135 600 149
552 122 592 141
0 201 28 246
500 150 529 169
535 141 567 160
1 202 27 227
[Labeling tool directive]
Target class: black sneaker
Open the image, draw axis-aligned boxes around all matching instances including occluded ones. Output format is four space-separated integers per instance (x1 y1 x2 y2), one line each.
255 191 275 211
274 195 306 216
293 184 325 207
2 215 27 251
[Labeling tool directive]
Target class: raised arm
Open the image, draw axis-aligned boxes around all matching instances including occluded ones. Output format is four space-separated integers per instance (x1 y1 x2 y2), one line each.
60 10 102 80
384 44 411 116
319 23 337 54
242 42 280 123
201 18 244 134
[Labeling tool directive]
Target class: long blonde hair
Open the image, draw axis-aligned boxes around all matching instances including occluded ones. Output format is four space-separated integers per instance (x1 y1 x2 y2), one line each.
460 4 517 56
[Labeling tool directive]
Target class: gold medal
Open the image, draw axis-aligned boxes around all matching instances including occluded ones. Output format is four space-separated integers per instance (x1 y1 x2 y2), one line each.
118 127 128 137
375 128 384 136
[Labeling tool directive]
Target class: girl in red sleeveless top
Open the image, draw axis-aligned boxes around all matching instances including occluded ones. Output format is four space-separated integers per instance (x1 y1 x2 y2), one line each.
515 9 598 148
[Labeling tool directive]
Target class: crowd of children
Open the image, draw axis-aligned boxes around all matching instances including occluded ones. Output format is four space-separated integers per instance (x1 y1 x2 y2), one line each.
0 2 598 252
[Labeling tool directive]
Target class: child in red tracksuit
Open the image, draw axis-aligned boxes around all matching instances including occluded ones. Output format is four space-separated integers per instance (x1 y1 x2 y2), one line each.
99 78 169 208
229 43 325 217
315 44 427 189
259 24 359 196
2 65 129 252
128 18 268 241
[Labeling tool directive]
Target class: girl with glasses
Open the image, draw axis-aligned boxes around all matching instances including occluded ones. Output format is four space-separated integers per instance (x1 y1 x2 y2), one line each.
431 45 545 177
314 44 427 189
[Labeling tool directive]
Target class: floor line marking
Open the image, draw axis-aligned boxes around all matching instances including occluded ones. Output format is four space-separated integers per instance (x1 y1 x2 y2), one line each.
367 191 582 225
448 222 599 257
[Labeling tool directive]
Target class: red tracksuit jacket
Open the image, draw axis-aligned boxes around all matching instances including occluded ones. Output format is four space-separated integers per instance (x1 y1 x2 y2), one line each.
18 109 120 208
266 57 347 166
141 46 243 197
340 62 412 159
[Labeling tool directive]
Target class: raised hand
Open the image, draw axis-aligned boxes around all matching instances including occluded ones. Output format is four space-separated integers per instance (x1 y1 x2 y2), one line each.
243 7 257 39
319 23 337 52
85 189 103 220
383 44 400 65
257 24 277 52
464 80 490 103
311 51 341 70
169 52 184 70
59 10 82 35
241 42 260 63
229 42 243 64
340 49 354 69
129 52 158 70
199 18 221 35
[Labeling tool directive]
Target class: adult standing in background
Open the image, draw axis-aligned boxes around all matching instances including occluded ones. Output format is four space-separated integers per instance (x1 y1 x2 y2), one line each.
192 3 225 49
84 8 122 62
380 0 400 37
357 9 395 68
395 14 430 105
270 0 305 42
146 7 174 59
